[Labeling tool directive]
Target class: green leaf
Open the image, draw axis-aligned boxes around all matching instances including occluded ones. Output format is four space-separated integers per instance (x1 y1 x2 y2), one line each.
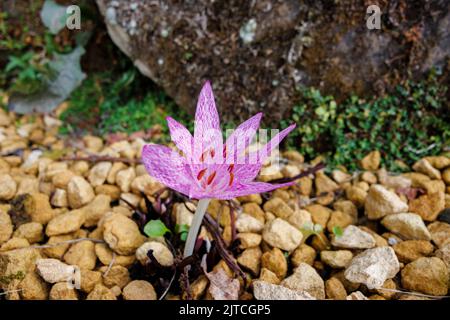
175 224 190 234
175 224 190 242
143 219 171 238
332 226 343 238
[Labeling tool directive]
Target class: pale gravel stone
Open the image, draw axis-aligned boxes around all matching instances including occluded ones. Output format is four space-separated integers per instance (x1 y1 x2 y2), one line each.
344 247 400 289
253 281 316 300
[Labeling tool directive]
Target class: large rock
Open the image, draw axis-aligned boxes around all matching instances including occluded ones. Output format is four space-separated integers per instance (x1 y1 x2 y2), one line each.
95 0 450 123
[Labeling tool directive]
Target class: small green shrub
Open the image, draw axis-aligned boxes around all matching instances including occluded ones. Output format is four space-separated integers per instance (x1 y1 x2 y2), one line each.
283 71 449 171
60 67 191 140
4 51 55 95
0 10 74 95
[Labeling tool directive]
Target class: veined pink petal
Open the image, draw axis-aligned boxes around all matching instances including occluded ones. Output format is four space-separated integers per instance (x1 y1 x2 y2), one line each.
166 116 193 159
215 181 295 200
232 163 262 182
194 81 220 134
253 123 296 164
193 81 223 164
225 113 262 164
141 144 192 195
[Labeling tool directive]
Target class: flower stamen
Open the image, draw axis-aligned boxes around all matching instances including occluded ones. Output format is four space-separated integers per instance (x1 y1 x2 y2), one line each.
229 172 234 186
207 171 217 185
197 168 207 180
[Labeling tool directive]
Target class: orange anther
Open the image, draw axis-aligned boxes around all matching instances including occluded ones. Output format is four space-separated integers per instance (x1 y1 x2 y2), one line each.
197 168 207 180
229 172 234 186
207 171 217 185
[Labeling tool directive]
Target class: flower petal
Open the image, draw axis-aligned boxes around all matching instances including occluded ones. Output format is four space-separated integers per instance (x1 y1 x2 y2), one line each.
193 81 223 163
166 116 193 159
232 163 263 182
225 113 262 164
216 181 295 200
141 144 192 195
254 123 296 164
194 81 220 134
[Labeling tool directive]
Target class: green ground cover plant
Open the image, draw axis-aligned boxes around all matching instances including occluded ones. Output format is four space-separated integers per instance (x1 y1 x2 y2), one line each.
282 70 449 171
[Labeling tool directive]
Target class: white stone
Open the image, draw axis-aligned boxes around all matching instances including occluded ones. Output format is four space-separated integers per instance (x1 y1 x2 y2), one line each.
331 225 376 249
280 263 325 299
344 247 400 289
236 213 264 233
36 258 78 284
381 213 431 240
364 184 408 220
253 281 316 300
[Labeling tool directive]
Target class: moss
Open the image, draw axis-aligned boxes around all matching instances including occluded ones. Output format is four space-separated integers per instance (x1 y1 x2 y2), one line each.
0 270 25 286
59 66 192 142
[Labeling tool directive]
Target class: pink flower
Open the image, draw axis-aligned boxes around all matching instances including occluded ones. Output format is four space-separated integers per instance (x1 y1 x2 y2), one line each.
142 81 296 200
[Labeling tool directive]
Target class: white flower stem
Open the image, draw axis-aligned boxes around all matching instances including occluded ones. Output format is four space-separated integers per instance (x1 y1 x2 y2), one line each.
183 198 211 258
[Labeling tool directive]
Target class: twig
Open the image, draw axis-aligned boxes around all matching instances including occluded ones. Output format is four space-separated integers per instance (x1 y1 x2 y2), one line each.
60 155 140 165
0 288 23 296
405 143 437 155
268 162 326 184
376 287 450 300
102 252 116 278
180 267 192 300
228 201 237 245
159 241 178 301
203 214 247 284
299 189 343 207
13 238 105 251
